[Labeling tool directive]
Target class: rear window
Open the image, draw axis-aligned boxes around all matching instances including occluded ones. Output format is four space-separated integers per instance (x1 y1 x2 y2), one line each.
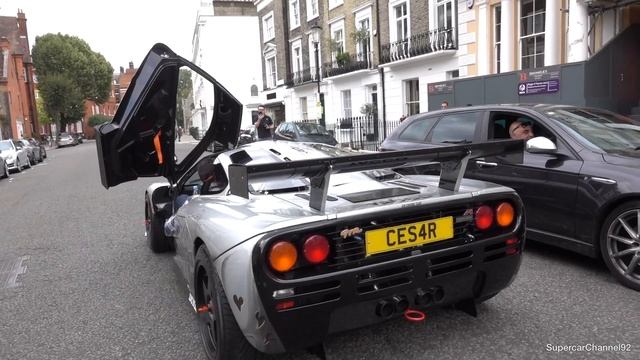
397 117 438 142
429 112 481 144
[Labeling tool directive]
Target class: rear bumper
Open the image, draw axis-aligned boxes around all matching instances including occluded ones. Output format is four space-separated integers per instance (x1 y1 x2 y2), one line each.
255 233 523 352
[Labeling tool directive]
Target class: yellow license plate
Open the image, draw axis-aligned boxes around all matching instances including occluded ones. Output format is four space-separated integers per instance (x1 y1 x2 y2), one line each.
365 216 454 256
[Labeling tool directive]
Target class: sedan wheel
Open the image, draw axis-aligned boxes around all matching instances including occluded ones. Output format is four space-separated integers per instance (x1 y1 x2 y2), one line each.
601 202 640 291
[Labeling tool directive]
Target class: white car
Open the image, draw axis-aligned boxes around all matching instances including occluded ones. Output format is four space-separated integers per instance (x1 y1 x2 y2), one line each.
0 140 31 172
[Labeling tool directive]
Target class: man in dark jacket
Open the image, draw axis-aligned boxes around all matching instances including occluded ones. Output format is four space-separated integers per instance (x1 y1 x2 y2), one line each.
255 105 274 140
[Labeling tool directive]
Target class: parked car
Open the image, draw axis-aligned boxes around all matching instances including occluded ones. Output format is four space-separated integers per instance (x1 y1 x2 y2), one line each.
274 122 338 146
0 156 8 179
96 44 527 360
19 139 42 163
72 133 84 144
238 127 255 146
0 139 30 172
28 138 47 160
381 104 640 291
57 132 78 147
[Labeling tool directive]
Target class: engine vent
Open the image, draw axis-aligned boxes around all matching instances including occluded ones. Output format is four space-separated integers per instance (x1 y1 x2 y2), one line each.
356 265 414 295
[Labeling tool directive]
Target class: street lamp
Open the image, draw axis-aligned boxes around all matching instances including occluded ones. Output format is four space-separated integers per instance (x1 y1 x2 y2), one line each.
310 24 325 127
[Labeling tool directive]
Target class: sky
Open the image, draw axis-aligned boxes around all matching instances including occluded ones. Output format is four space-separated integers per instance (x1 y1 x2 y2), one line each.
0 0 201 72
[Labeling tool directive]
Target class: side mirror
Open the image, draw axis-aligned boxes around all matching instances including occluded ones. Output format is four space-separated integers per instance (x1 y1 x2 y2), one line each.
526 136 557 154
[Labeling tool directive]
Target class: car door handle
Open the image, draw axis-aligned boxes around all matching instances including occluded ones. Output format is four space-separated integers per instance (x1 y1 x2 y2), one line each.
475 160 498 168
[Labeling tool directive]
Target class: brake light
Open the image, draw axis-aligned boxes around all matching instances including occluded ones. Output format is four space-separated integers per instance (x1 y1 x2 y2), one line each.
496 202 515 227
268 241 298 272
303 234 330 264
475 205 494 230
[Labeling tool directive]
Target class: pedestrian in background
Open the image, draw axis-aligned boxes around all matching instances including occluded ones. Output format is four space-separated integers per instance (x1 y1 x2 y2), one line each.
441 101 449 110
177 126 183 142
255 105 274 140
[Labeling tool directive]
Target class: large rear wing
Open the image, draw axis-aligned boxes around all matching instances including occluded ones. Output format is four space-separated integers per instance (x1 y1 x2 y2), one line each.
228 140 524 211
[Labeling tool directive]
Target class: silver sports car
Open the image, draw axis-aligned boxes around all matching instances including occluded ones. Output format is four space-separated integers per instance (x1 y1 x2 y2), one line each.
96 44 527 360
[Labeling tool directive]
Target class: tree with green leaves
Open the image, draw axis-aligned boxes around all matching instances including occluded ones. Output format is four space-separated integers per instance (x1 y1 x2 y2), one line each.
35 97 52 125
176 69 193 128
32 33 113 134
88 114 112 127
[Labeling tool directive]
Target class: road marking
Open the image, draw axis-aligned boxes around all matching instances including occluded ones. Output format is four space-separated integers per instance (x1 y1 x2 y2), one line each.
1 256 30 289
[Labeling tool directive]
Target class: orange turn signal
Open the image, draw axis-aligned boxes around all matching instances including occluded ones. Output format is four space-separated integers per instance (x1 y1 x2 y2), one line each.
496 202 515 227
268 241 298 272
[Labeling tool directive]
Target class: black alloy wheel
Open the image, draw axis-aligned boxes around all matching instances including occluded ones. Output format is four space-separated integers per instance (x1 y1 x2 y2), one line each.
194 248 263 360
144 198 172 253
601 201 640 291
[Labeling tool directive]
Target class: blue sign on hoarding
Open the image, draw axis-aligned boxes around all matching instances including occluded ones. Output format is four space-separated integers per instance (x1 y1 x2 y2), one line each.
517 67 561 96
517 79 560 95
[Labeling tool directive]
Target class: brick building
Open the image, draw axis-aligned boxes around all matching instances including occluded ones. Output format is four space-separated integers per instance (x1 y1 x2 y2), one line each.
79 62 134 139
0 10 39 140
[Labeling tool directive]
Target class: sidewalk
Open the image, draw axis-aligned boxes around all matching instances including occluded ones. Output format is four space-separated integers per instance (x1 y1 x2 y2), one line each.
177 134 198 144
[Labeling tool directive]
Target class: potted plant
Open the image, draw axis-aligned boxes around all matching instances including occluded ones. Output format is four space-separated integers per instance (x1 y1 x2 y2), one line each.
335 52 351 67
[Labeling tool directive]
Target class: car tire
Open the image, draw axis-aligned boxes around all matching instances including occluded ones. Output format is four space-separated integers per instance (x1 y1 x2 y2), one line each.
194 247 266 360
145 198 173 253
1 163 7 178
600 201 640 291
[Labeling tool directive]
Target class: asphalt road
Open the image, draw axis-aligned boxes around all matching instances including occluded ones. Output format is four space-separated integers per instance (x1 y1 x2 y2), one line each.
0 141 638 360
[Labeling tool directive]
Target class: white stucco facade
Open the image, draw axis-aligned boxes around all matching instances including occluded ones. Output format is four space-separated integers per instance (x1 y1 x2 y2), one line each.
192 5 263 130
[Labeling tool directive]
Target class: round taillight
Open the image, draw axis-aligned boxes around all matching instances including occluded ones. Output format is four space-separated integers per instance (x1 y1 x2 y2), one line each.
496 202 515 227
303 234 330 264
475 205 494 230
268 241 298 272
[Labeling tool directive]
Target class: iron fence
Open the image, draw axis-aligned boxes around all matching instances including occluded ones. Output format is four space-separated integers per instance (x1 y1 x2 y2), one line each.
323 51 373 78
381 27 457 64
285 67 320 87
331 116 401 151
289 117 401 151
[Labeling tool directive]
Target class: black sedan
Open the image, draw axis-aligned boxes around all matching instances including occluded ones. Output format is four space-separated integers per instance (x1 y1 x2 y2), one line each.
274 122 338 146
381 104 640 291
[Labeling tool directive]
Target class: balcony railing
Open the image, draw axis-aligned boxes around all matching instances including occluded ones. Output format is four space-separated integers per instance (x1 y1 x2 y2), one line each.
285 67 320 87
323 51 373 78
381 27 457 64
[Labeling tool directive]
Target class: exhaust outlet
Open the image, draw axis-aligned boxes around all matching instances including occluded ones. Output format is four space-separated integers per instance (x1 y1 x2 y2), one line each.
376 300 395 318
392 295 409 313
432 287 444 302
415 288 433 306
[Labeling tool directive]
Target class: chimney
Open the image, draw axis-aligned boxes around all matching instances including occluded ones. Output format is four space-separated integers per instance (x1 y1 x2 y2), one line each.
129 61 134 70
120 66 124 74
17 10 27 36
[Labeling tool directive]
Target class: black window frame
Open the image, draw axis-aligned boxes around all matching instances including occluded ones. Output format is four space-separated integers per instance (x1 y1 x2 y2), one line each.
396 115 439 143
426 111 484 144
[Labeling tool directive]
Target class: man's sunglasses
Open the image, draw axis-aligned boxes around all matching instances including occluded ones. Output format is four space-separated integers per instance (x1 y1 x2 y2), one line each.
512 121 532 132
